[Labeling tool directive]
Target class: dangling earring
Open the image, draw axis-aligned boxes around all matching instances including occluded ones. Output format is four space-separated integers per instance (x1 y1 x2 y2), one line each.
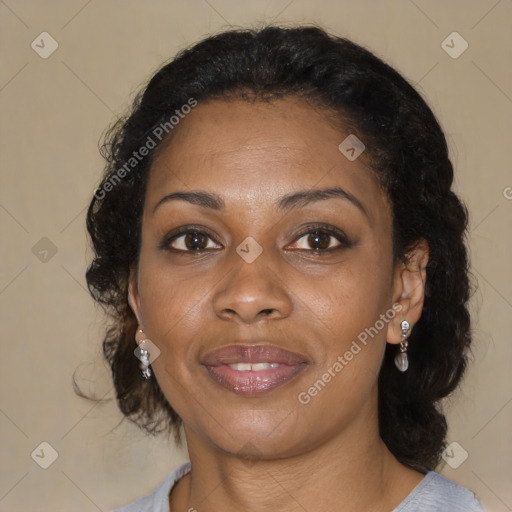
394 320 410 372
135 327 152 379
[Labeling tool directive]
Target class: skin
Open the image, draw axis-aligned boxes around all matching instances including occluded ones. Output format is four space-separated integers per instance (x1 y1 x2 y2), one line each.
128 96 430 512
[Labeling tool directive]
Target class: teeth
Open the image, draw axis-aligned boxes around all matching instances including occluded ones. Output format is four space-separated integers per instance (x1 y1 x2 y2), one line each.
229 362 280 371
230 363 252 371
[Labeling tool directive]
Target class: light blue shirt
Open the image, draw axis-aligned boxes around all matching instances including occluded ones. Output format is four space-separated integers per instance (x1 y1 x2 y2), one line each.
110 461 484 511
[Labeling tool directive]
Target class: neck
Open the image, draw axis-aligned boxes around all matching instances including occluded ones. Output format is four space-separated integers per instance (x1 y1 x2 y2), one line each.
171 394 423 512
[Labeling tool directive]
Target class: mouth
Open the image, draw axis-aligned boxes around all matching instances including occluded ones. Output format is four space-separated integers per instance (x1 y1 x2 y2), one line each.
201 344 309 396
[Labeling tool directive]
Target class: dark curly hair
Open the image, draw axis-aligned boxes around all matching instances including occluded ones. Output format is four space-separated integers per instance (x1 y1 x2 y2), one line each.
83 24 473 472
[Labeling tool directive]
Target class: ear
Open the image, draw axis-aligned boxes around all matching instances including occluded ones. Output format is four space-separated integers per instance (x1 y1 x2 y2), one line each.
127 266 143 326
387 239 429 344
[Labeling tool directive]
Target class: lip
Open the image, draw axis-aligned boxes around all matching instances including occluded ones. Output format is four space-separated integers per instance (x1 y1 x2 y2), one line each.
202 344 308 366
201 344 309 396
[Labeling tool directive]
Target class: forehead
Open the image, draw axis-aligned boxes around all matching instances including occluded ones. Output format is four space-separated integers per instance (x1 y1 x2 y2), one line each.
145 97 388 219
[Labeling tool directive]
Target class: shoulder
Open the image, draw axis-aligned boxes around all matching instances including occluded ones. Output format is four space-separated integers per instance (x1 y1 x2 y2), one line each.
393 471 484 512
109 461 192 512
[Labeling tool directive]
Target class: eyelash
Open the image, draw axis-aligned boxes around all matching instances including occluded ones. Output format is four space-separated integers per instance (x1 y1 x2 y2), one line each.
159 224 352 255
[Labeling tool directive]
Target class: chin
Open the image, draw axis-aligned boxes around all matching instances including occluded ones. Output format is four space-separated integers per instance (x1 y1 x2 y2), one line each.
192 408 308 458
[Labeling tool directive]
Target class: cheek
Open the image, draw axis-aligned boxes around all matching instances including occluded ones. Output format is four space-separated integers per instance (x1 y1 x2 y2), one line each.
134 255 205 378
137 249 208 323
295 263 391 425
302 252 393 341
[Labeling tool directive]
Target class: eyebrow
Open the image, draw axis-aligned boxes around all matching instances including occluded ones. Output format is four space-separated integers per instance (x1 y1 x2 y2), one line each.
152 186 369 218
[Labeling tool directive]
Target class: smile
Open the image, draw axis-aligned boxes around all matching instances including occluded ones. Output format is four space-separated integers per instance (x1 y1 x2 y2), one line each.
203 362 307 395
228 362 280 371
201 343 309 396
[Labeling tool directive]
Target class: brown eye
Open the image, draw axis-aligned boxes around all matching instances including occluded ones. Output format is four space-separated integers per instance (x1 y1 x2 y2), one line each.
288 225 351 252
183 231 208 250
162 229 222 252
304 230 332 250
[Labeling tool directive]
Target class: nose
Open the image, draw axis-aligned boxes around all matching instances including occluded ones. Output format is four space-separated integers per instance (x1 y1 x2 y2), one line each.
212 252 292 324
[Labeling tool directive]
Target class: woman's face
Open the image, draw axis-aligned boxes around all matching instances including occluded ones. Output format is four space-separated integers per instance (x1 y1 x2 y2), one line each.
129 96 403 458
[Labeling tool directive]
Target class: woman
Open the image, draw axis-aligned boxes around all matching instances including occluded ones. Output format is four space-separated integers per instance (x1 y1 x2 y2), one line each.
85 25 483 511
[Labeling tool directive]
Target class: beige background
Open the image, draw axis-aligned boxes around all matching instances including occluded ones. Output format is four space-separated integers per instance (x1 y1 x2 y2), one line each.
1 1 511 511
